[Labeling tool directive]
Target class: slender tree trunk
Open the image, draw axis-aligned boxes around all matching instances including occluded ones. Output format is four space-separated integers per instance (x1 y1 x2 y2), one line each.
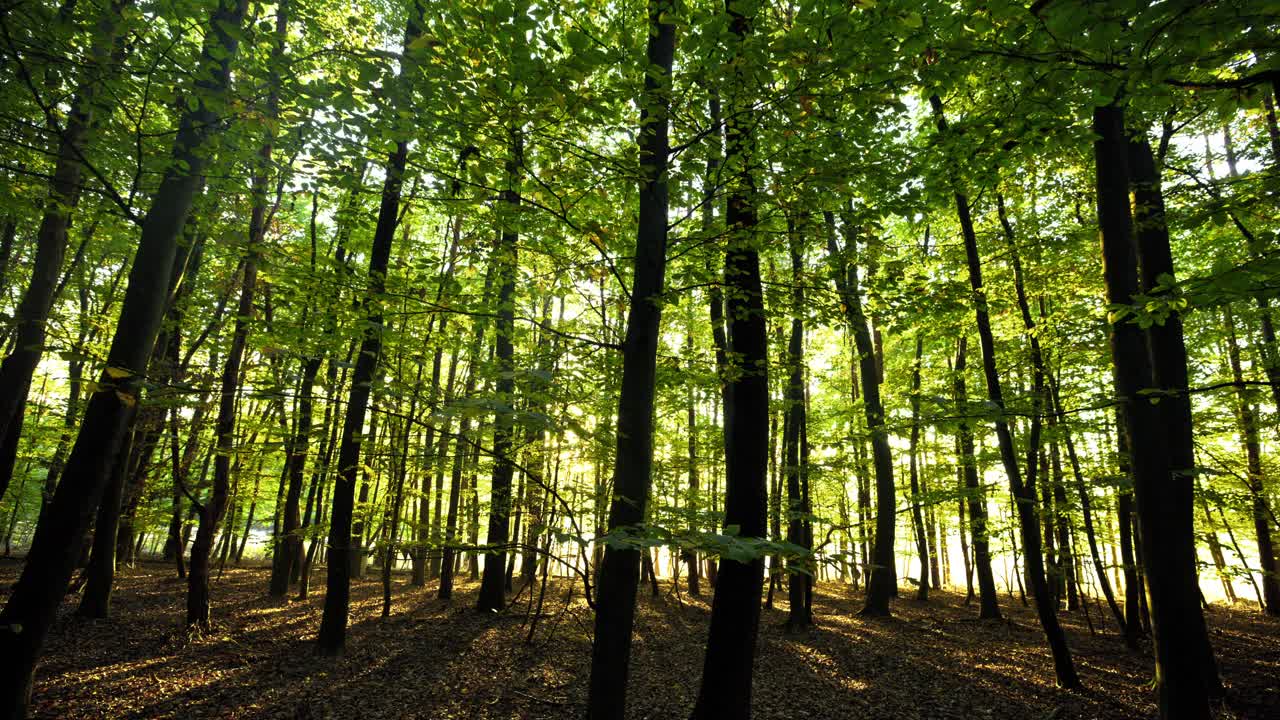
1196 483 1236 605
933 95 1078 688
439 266 497 598
955 336 1000 618
189 228 265 625
1222 305 1279 614
269 357 318 595
784 219 812 629
827 213 896 616
585 6 674 714
315 145 408 649
684 330 701 597
476 130 523 614
907 334 928 601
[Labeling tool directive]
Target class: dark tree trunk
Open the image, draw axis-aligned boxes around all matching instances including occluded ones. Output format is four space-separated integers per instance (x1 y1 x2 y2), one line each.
1094 103 1217 718
76 424 135 618
1222 305 1279 614
684 331 701 597
1127 132 1225 695
690 3 768 716
827 212 896 616
955 336 1000 619
269 357 318 596
189 192 268 625
439 261 497 599
316 135 410 651
933 94 1078 688
907 334 928 601
413 334 444 585
0 0 249 710
1117 464 1144 646
1041 449 1061 607
1047 375 1130 641
431 351 460 582
314 0 429 649
584 5 674 714
476 131 522 614
784 219 812 629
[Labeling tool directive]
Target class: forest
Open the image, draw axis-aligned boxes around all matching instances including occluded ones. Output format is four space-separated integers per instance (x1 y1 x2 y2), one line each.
0 0 1277 717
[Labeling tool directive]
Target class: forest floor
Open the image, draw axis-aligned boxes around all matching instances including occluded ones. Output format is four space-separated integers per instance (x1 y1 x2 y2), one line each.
2 559 1277 719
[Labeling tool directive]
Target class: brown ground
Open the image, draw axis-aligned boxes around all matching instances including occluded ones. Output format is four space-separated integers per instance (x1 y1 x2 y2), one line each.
2 559 1276 719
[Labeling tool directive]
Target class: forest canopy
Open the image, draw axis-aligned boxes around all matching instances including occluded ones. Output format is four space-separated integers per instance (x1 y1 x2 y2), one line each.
0 0 1277 718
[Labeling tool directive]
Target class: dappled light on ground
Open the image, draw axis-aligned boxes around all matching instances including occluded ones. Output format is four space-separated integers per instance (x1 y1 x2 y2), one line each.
4 561 1276 719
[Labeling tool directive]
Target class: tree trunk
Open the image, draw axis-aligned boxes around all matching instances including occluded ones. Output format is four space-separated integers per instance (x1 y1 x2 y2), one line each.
955 336 1000 619
907 334 928 601
1128 132 1225 695
827 212 896 617
269 357 318 596
690 4 768 716
784 219 812 629
0 0 249 711
684 330 701 597
584 5 674 714
1094 103 1217 718
77 425 135 619
476 130 523 614
1222 305 1279 614
933 94 1078 688
315 141 409 650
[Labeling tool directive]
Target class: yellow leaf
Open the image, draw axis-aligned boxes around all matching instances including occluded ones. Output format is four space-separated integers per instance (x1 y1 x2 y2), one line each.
105 366 132 380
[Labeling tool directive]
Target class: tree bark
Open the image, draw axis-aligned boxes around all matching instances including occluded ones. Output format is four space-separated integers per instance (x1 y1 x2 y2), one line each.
690 3 768 715
784 219 812 629
955 336 1000 619
907 334 928 601
1222 305 1279 614
1094 103 1216 718
476 130 522 614
584 4 674 714
827 212 897 617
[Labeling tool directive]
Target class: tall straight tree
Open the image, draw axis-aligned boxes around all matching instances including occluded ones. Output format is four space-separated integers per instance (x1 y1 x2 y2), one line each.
189 0 292 628
826 212 897 617
784 218 812 630
1128 131 1225 690
316 0 425 654
930 94 1079 689
954 336 1000 618
690 1 769 716
0 0 250 713
475 128 522 614
907 332 929 601
1093 103 1217 719
585 2 675 714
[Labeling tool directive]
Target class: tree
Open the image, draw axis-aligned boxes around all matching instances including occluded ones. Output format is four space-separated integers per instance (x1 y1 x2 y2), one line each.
0 0 251 712
690 2 769 716
585 2 675 714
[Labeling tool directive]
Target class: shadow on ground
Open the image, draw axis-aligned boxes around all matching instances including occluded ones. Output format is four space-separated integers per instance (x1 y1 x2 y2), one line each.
1 559 1276 719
